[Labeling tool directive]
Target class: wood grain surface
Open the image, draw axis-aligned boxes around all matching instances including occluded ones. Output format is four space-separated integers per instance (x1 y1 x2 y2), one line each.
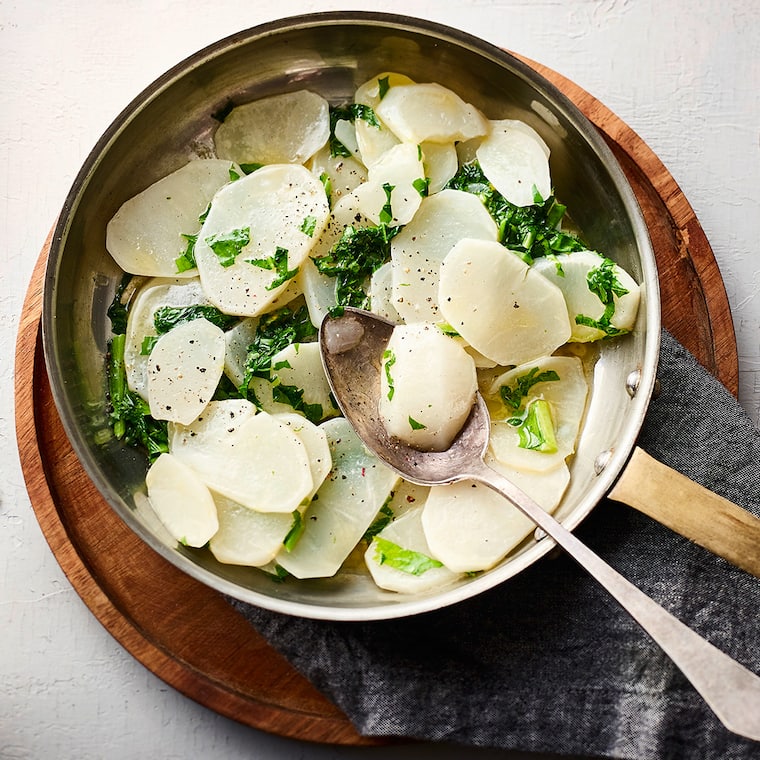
14 64 738 746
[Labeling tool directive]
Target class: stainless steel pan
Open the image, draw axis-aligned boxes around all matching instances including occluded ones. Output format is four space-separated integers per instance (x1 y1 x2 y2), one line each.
41 12 758 621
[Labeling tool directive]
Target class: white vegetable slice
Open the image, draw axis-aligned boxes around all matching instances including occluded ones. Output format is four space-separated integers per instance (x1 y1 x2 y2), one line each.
532 250 641 342
147 318 225 425
169 398 258 453
476 119 552 207
272 412 332 498
365 506 461 594
209 493 294 567
124 277 210 401
379 323 477 451
486 455 571 515
438 238 571 366
308 143 367 202
368 261 402 322
106 159 239 277
390 189 498 323
354 72 414 167
487 356 589 473
193 164 329 316
276 418 398 579
171 409 313 514
214 90 330 165
145 453 219 548
421 465 565 573
375 82 489 144
420 141 458 194
353 142 426 226
269 341 338 421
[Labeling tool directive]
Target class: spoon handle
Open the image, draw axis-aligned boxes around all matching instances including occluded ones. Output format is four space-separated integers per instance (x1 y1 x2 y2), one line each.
469 459 760 741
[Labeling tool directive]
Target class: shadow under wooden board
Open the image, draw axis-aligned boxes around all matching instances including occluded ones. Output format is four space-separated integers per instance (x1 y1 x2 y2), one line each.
15 57 738 746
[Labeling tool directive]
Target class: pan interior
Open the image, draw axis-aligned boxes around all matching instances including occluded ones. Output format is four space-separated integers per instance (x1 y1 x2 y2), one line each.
42 13 659 620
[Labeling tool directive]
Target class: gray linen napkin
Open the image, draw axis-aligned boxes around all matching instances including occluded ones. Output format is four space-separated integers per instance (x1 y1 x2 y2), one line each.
232 330 760 759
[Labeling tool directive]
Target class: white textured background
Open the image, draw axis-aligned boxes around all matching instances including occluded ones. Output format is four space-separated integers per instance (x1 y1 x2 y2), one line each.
2 1 758 758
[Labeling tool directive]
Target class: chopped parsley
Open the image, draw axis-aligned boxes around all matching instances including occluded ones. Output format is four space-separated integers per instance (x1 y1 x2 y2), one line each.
412 177 430 197
445 160 584 263
499 367 560 411
379 183 395 225
300 215 318 237
363 496 395 540
408 416 426 431
247 246 299 290
312 222 398 309
228 165 241 182
575 257 631 337
383 349 396 400
153 304 238 334
377 76 390 100
106 333 168 461
283 511 304 552
240 304 317 391
175 233 198 273
270 381 324 424
329 103 380 157
206 226 250 267
372 536 443 575
508 399 558 453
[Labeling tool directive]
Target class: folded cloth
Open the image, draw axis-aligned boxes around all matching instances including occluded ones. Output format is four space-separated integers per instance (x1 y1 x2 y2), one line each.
232 330 760 759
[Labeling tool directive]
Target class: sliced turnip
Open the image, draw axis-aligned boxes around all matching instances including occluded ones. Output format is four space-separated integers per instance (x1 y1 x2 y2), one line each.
438 238 571 366
145 453 219 548
353 142 425 226
354 71 414 167
209 493 295 566
169 398 258 454
365 506 461 594
269 341 338 421
368 261 402 322
476 119 552 207
171 409 313 514
532 250 641 342
308 143 367 202
106 159 239 277
379 323 477 451
420 141 458 194
272 412 332 498
214 89 330 166
487 356 588 473
375 82 489 144
124 276 210 401
193 164 329 316
147 318 225 425
391 189 497 323
276 417 398 579
421 462 565 573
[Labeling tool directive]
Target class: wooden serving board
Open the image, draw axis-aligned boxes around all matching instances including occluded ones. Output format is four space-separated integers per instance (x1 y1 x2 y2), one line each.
15 61 738 746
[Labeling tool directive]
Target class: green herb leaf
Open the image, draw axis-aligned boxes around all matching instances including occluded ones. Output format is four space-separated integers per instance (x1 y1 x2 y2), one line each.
300 215 318 237
106 273 132 334
283 511 304 552
240 304 317 392
377 75 390 100
229 166 241 182
436 322 460 337
379 183 395 225
372 535 443 575
312 222 398 309
239 162 264 175
445 160 585 261
152 304 238 335
174 233 198 273
271 382 324 424
328 103 380 157
319 171 332 208
412 176 430 197
382 349 396 400
205 226 250 267
106 333 169 461
363 497 395 540
408 416 426 431
499 367 561 411
575 257 631 337
246 246 299 290
514 399 558 452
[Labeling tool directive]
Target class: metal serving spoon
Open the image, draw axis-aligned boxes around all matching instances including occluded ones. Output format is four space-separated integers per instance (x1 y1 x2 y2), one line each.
319 306 760 742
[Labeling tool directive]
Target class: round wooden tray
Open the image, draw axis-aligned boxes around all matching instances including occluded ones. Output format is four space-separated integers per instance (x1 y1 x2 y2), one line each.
15 60 738 746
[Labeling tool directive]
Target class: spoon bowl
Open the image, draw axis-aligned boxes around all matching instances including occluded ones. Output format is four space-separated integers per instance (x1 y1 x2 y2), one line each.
319 307 760 742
